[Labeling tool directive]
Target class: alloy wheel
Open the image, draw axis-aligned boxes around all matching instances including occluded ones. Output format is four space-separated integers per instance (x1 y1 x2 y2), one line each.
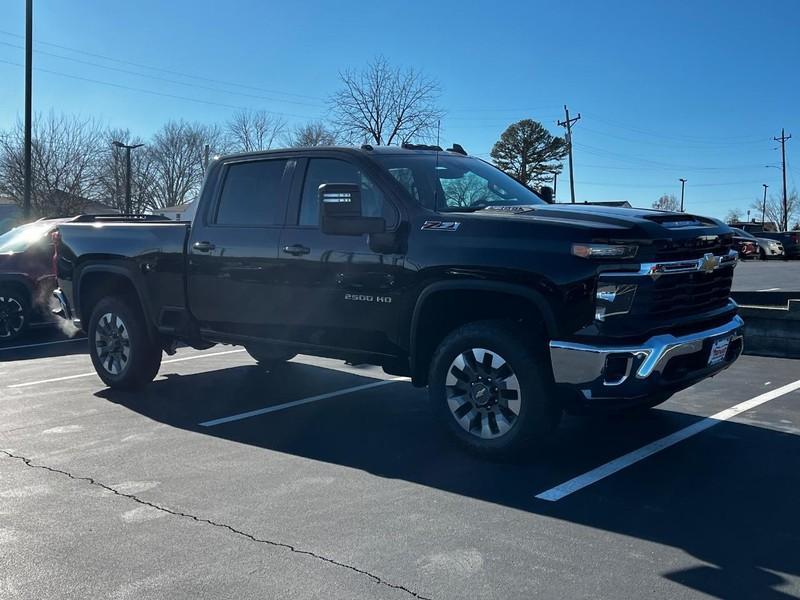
445 347 522 439
95 312 131 375
0 296 25 339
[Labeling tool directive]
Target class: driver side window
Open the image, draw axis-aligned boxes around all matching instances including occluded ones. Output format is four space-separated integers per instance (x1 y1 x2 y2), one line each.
299 158 397 228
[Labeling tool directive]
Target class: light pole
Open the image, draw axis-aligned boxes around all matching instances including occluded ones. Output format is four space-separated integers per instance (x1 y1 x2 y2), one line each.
112 141 144 214
679 178 687 212
23 0 33 220
762 184 768 226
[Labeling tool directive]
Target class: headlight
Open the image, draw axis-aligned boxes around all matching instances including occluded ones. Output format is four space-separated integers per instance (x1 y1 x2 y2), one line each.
595 282 637 321
572 243 638 259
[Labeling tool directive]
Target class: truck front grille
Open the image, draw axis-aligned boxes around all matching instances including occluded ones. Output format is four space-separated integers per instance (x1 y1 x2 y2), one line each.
654 235 734 261
637 267 734 319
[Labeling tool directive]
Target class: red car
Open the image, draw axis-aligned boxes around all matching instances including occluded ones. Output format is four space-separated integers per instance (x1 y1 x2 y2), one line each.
0 218 70 342
732 236 758 260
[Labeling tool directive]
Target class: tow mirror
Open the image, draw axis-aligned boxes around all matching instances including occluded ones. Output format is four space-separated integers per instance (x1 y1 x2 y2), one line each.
319 183 386 236
539 186 554 204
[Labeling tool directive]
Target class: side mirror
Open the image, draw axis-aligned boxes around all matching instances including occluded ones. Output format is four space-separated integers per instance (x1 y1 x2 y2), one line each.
539 186 554 204
319 183 386 236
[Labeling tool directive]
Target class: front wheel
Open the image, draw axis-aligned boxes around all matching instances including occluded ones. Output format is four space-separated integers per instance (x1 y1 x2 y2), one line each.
428 321 561 459
88 296 162 390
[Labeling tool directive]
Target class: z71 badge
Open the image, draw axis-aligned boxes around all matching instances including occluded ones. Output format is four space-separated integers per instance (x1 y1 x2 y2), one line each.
421 221 461 231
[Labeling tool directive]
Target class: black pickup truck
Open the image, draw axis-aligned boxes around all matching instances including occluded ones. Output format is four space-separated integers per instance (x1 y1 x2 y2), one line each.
53 145 744 457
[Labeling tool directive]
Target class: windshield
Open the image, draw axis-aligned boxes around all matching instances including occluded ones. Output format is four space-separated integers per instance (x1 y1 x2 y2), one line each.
0 222 54 254
732 228 756 240
373 153 547 212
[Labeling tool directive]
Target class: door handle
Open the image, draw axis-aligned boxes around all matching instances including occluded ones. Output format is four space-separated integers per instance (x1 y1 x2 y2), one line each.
193 241 216 252
282 244 311 256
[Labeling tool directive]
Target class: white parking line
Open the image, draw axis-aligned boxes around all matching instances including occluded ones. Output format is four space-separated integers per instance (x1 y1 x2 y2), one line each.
7 349 246 388
756 287 781 292
199 377 409 427
535 378 800 502
0 337 86 352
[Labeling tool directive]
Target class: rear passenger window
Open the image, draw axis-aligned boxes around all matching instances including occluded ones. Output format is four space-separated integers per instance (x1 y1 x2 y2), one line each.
298 158 397 228
215 159 288 226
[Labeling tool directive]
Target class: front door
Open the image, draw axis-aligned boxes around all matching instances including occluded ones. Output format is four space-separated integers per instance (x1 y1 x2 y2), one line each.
276 157 406 357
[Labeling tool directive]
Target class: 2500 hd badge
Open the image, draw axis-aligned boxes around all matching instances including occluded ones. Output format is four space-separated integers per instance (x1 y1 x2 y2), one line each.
345 293 392 303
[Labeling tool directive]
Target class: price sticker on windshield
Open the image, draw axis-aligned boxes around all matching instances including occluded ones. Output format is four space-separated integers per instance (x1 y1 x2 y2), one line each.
708 337 731 366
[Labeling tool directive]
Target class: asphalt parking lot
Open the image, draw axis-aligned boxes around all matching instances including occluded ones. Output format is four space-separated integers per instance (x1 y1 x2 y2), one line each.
732 259 800 292
1 330 799 599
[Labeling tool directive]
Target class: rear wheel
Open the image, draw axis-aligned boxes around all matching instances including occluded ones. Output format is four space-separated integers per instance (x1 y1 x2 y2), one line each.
245 344 296 368
0 288 29 343
88 296 162 390
428 321 561 459
759 248 767 260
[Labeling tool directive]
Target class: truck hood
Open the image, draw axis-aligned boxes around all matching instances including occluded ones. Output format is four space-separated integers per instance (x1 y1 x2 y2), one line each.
476 203 724 231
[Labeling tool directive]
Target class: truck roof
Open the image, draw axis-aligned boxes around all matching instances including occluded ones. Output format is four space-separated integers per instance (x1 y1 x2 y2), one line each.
215 144 470 162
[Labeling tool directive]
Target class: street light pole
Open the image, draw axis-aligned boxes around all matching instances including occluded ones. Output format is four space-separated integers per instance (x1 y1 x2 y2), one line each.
112 141 144 214
762 184 768 226
679 178 687 212
23 0 33 220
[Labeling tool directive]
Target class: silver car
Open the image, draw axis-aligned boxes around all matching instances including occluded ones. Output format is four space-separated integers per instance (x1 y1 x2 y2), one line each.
732 228 784 259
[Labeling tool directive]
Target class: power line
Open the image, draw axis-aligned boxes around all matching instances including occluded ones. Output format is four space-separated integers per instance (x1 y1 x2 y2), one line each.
0 58 322 120
0 40 326 108
0 29 322 102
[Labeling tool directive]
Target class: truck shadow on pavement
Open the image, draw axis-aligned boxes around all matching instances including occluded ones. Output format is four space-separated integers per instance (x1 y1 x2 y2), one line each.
96 361 800 600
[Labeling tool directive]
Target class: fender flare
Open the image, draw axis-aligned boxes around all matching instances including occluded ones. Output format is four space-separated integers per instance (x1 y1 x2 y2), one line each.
408 280 559 382
0 274 35 299
76 264 153 328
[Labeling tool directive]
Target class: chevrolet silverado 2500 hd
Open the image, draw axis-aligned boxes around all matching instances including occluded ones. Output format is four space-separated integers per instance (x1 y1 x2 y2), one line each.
53 144 743 456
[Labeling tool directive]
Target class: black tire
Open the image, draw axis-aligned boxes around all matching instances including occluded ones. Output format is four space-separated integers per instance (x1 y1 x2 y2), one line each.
428 320 561 459
0 287 30 343
245 344 296 368
759 248 767 261
88 296 162 390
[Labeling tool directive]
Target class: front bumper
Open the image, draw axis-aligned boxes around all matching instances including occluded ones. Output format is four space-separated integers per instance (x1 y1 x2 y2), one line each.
549 315 744 405
52 288 74 322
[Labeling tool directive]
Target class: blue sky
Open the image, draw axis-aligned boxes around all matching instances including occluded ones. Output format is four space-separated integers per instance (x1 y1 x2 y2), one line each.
1 0 798 219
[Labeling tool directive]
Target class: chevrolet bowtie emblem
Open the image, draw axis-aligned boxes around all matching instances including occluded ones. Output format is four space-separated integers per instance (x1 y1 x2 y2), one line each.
700 252 719 273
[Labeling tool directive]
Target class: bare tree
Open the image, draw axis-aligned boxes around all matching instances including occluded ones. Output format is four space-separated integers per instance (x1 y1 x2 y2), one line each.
725 208 744 224
750 190 798 230
0 112 105 217
652 194 680 212
330 56 444 145
148 120 222 209
225 110 286 153
285 121 337 147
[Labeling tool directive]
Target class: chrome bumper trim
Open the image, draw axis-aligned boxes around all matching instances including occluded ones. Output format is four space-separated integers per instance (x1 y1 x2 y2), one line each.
549 314 744 388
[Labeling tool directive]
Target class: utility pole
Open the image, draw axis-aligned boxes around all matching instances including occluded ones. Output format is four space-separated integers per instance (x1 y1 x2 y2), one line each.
679 178 687 212
552 171 558 200
112 141 144 214
23 0 33 220
762 183 768 226
558 105 580 203
773 128 791 231
204 143 210 173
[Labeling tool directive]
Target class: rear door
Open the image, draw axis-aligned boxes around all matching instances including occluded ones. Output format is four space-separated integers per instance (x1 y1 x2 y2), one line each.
276 155 406 357
187 156 294 340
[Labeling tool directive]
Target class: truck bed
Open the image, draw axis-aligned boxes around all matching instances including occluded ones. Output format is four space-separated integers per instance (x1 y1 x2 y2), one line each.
56 219 191 328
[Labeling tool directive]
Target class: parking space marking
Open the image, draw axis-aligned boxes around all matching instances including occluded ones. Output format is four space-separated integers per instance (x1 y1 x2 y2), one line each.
535 378 800 502
7 349 246 389
199 377 409 427
757 287 781 292
0 337 86 352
